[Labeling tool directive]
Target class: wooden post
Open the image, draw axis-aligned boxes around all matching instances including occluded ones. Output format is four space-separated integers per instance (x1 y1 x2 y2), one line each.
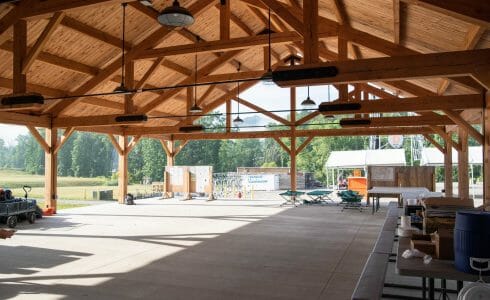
484 91 490 207
226 99 231 132
124 60 134 113
290 87 297 192
303 0 318 64
13 20 27 93
337 32 348 101
44 128 58 212
458 128 469 199
118 135 128 204
444 138 453 196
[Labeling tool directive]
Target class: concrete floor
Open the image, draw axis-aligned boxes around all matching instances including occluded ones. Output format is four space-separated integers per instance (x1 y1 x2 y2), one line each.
0 198 386 300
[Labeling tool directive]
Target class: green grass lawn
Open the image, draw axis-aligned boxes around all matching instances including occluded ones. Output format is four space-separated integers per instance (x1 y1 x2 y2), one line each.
0 169 154 207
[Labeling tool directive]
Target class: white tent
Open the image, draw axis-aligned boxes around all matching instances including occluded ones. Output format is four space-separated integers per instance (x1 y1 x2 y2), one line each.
420 146 482 166
324 149 406 188
325 149 407 168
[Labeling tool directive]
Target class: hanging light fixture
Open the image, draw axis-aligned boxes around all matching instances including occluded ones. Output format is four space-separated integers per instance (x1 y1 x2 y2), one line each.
158 0 194 27
261 9 274 85
301 86 316 108
189 37 202 113
233 62 244 125
114 3 131 94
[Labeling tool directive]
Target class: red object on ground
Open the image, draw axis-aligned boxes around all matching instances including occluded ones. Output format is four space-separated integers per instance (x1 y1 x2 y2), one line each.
237 191 242 199
42 208 54 216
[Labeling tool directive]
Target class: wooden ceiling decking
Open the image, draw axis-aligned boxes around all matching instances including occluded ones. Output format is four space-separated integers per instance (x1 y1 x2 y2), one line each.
0 0 488 137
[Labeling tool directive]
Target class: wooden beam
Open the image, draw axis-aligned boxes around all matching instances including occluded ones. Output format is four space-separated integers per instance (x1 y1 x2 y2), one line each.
464 25 485 50
236 97 290 125
320 94 482 115
484 92 490 206
54 127 75 155
44 127 58 212
273 137 291 155
303 0 319 64
22 12 65 74
423 134 444 153
443 110 483 144
296 136 314 153
296 111 321 125
458 127 469 199
220 0 231 40
400 0 490 28
0 5 19 37
135 31 302 59
258 0 304 35
174 140 188 156
0 111 50 127
331 0 348 25
107 134 123 155
27 126 50 153
393 0 400 44
158 126 434 141
342 115 455 127
274 49 490 87
126 136 141 154
117 135 128 204
13 20 27 94
444 137 453 196
60 15 131 50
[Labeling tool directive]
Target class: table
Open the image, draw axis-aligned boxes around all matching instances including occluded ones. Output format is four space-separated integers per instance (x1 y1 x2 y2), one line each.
396 236 489 300
367 187 436 214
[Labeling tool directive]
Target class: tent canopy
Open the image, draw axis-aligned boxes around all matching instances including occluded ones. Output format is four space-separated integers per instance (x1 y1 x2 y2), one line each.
325 149 407 169
420 147 482 166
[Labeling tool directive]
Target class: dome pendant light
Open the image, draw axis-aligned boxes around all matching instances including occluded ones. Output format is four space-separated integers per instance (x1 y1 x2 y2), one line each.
233 62 244 125
301 86 316 108
261 9 275 85
114 3 131 94
158 0 195 27
189 38 202 113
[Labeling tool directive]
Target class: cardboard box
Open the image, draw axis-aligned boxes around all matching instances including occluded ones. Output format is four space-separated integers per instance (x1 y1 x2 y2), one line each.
433 229 454 260
422 197 474 208
410 239 435 255
423 216 455 234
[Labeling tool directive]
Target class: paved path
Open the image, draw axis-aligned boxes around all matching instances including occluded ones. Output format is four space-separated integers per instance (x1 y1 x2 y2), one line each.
0 197 386 300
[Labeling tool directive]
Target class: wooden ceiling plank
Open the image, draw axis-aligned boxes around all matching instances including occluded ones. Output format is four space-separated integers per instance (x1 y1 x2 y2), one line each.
464 25 486 50
46 0 215 116
399 0 490 28
61 15 131 50
274 49 490 87
23 11 65 74
137 50 243 115
135 58 164 90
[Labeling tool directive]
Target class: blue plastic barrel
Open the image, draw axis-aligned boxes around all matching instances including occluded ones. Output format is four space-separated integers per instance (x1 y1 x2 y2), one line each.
454 211 490 274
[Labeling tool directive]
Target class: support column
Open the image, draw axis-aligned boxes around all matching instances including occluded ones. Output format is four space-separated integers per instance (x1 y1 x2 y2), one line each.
444 138 453 196
458 128 469 199
118 136 128 204
484 91 490 207
45 128 58 212
290 87 297 191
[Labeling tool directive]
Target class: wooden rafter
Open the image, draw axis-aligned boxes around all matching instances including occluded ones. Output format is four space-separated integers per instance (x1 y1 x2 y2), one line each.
54 127 75 154
296 136 314 154
393 0 400 44
107 134 123 155
27 126 50 153
443 110 484 144
234 97 290 125
273 137 291 155
423 134 444 153
220 0 231 40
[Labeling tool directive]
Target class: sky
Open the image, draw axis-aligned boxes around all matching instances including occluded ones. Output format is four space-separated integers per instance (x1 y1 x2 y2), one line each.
0 83 339 145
